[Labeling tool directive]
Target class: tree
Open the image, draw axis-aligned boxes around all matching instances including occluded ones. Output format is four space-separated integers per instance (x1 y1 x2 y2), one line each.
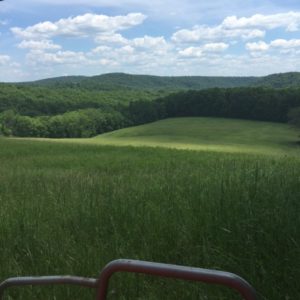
288 107 300 129
0 110 17 136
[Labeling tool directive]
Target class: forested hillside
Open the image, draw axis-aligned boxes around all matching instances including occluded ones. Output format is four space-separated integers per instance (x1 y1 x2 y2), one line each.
252 72 300 88
1 85 300 138
26 73 257 90
0 83 166 116
18 72 300 90
1 72 300 138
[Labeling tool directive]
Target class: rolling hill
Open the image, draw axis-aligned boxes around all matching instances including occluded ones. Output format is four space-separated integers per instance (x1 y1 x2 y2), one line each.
18 72 300 91
2 116 300 300
52 117 300 156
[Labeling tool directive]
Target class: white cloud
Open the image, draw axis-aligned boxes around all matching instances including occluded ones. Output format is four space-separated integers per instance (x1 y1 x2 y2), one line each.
222 11 300 32
246 39 300 54
179 43 229 58
179 47 203 58
11 13 147 39
0 55 11 66
170 52 300 77
92 34 171 59
91 46 112 54
202 42 229 52
95 33 169 51
172 11 300 44
88 34 175 72
179 43 229 57
172 25 265 43
26 50 89 65
132 36 167 48
243 29 265 40
5 7 300 79
270 39 300 48
0 55 25 82
95 33 128 45
246 41 269 51
117 45 135 54
18 39 61 50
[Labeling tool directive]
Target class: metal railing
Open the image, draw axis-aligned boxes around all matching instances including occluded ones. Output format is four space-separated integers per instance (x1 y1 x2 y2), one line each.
0 259 258 300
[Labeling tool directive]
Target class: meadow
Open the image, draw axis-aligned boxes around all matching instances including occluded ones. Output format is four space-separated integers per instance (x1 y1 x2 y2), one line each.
0 117 300 299
57 117 299 156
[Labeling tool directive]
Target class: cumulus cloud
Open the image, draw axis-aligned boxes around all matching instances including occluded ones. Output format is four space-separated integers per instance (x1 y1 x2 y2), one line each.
88 34 175 72
0 54 25 82
172 11 300 43
270 39 300 48
26 50 89 65
179 43 229 58
172 25 265 43
246 39 300 53
95 33 169 51
246 41 269 52
95 33 128 45
132 36 167 48
6 8 300 79
11 13 147 39
202 42 229 51
0 55 11 66
92 34 170 59
18 39 61 50
179 47 203 58
91 46 112 54
222 11 300 32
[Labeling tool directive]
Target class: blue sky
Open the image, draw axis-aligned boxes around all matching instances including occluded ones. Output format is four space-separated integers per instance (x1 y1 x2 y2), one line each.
1 0 300 81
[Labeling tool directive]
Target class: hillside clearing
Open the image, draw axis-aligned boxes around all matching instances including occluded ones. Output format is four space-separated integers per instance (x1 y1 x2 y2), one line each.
31 117 300 156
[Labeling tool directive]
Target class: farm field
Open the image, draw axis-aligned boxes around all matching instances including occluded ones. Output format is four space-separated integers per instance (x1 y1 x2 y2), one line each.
50 117 300 156
0 117 300 299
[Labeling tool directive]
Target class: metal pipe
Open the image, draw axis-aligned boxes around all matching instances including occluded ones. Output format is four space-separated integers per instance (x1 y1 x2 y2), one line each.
0 276 97 299
96 259 258 300
0 259 258 300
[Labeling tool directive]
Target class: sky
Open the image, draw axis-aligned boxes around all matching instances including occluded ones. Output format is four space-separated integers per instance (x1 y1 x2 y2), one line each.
0 0 300 81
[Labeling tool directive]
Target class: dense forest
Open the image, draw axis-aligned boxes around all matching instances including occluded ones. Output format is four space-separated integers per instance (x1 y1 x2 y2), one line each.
1 72 300 138
1 85 300 138
0 83 167 116
18 72 300 90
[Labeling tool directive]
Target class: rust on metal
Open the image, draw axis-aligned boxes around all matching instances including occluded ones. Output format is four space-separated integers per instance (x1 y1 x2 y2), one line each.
0 259 258 300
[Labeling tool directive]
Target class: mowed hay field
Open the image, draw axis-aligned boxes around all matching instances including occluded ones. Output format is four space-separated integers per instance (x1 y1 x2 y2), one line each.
0 118 300 299
80 117 299 156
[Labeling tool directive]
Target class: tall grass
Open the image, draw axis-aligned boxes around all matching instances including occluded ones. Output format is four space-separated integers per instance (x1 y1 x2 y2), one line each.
0 138 299 299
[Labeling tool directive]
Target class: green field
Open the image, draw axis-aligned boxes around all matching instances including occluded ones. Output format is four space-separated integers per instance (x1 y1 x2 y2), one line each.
0 117 300 300
57 117 300 156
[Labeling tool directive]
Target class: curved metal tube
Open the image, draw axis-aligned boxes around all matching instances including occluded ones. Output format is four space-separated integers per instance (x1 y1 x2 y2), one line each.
0 259 258 300
96 259 258 300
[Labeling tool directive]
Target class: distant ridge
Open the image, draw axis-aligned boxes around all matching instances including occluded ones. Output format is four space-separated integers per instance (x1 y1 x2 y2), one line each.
16 72 300 90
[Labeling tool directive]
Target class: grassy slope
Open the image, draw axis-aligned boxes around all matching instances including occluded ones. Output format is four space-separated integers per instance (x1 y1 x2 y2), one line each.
1 118 300 299
62 117 300 156
0 138 299 300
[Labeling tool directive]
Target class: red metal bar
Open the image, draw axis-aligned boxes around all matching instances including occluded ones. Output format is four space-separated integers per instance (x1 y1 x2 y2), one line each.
96 259 258 300
0 259 258 300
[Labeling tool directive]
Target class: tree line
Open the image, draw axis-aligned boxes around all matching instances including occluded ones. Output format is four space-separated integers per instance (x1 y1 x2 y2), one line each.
128 87 300 124
0 109 129 138
1 86 300 138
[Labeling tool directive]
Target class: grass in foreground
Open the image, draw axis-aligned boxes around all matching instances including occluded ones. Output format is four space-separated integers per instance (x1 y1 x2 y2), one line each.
0 138 299 299
56 117 300 156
